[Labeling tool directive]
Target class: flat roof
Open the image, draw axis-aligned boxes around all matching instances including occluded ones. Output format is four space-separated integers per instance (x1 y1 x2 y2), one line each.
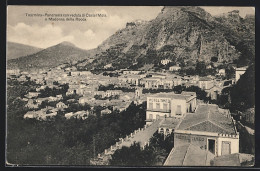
199 77 212 81
176 104 237 135
159 118 181 129
149 92 195 101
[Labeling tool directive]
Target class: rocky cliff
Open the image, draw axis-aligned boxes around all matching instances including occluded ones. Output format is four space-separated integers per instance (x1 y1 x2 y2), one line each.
84 6 254 70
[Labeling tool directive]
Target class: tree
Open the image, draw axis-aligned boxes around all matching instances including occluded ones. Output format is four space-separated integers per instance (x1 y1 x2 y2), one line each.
195 61 207 76
230 63 255 111
109 142 157 166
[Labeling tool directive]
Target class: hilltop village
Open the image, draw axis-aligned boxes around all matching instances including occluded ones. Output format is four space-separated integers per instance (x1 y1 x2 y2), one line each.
7 59 254 166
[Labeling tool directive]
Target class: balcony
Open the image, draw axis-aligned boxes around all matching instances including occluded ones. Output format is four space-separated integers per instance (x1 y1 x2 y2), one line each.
146 108 171 113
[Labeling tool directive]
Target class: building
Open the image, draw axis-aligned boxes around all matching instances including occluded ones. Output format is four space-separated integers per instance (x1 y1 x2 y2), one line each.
94 90 122 98
65 111 89 120
169 66 181 71
235 67 247 83
101 108 112 115
146 91 197 125
7 69 20 76
56 102 68 109
29 92 40 97
140 77 174 89
122 70 142 75
48 96 59 102
207 85 223 100
218 69 226 76
158 117 181 135
135 88 143 99
161 59 172 65
24 111 38 119
118 75 143 86
164 104 239 166
79 97 90 104
198 77 214 90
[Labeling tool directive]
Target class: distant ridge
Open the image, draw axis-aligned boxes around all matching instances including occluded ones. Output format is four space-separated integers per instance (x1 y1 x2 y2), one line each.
7 41 94 71
7 42 43 60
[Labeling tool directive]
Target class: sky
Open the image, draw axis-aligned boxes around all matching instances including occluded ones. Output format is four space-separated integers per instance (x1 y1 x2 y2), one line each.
7 6 255 50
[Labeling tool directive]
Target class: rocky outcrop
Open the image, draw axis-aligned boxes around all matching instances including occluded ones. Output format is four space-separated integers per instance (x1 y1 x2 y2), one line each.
85 6 253 70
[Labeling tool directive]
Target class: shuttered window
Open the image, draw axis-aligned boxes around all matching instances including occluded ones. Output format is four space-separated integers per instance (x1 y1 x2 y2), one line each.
156 103 160 110
176 105 182 115
149 103 153 110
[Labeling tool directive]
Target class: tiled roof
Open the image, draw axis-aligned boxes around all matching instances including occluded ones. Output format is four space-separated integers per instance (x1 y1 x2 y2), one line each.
212 153 241 166
164 144 215 166
176 104 236 135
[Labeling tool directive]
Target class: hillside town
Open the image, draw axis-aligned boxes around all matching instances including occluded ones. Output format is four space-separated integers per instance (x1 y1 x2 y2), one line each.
7 58 254 166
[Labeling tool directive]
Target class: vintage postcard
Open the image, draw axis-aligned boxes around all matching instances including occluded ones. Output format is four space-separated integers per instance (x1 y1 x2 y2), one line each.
6 6 255 166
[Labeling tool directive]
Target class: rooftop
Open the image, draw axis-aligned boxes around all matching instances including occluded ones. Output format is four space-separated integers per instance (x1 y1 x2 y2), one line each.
176 104 237 135
164 144 215 166
160 118 182 129
149 92 195 101
236 66 248 71
199 77 212 81
211 153 241 166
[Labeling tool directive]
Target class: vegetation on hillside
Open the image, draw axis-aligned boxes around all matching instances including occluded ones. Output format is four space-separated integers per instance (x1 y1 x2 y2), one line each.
6 80 146 165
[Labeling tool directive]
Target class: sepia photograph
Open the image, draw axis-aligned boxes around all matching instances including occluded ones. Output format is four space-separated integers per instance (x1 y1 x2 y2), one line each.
6 5 255 167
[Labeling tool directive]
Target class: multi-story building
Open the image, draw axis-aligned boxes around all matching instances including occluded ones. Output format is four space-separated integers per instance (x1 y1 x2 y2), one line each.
198 77 214 90
161 59 172 65
146 91 197 125
140 77 174 89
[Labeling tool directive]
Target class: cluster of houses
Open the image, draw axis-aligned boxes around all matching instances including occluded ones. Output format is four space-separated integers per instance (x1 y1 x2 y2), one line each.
7 62 248 123
7 60 253 166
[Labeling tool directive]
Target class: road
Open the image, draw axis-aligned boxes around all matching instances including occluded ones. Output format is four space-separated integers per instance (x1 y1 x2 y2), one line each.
119 119 163 148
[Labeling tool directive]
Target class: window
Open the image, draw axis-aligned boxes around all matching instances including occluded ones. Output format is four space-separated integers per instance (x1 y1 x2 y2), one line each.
163 103 168 111
176 105 182 115
156 103 160 110
149 103 153 110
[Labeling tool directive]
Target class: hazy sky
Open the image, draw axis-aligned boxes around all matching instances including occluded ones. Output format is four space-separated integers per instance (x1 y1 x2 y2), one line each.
7 6 255 50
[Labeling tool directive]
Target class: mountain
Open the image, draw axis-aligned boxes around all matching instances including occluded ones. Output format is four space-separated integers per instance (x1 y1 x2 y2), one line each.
7 42 43 60
8 7 255 71
7 41 95 71
82 6 254 70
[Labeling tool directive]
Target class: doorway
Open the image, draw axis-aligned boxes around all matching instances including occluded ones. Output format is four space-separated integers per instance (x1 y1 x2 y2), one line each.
208 139 215 154
221 141 231 155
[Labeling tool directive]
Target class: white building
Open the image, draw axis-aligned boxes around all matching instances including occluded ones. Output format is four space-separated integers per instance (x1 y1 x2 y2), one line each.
169 66 181 71
235 67 247 83
218 69 226 76
164 104 239 166
198 77 214 90
7 69 20 76
146 91 197 125
161 59 172 65
56 102 68 109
